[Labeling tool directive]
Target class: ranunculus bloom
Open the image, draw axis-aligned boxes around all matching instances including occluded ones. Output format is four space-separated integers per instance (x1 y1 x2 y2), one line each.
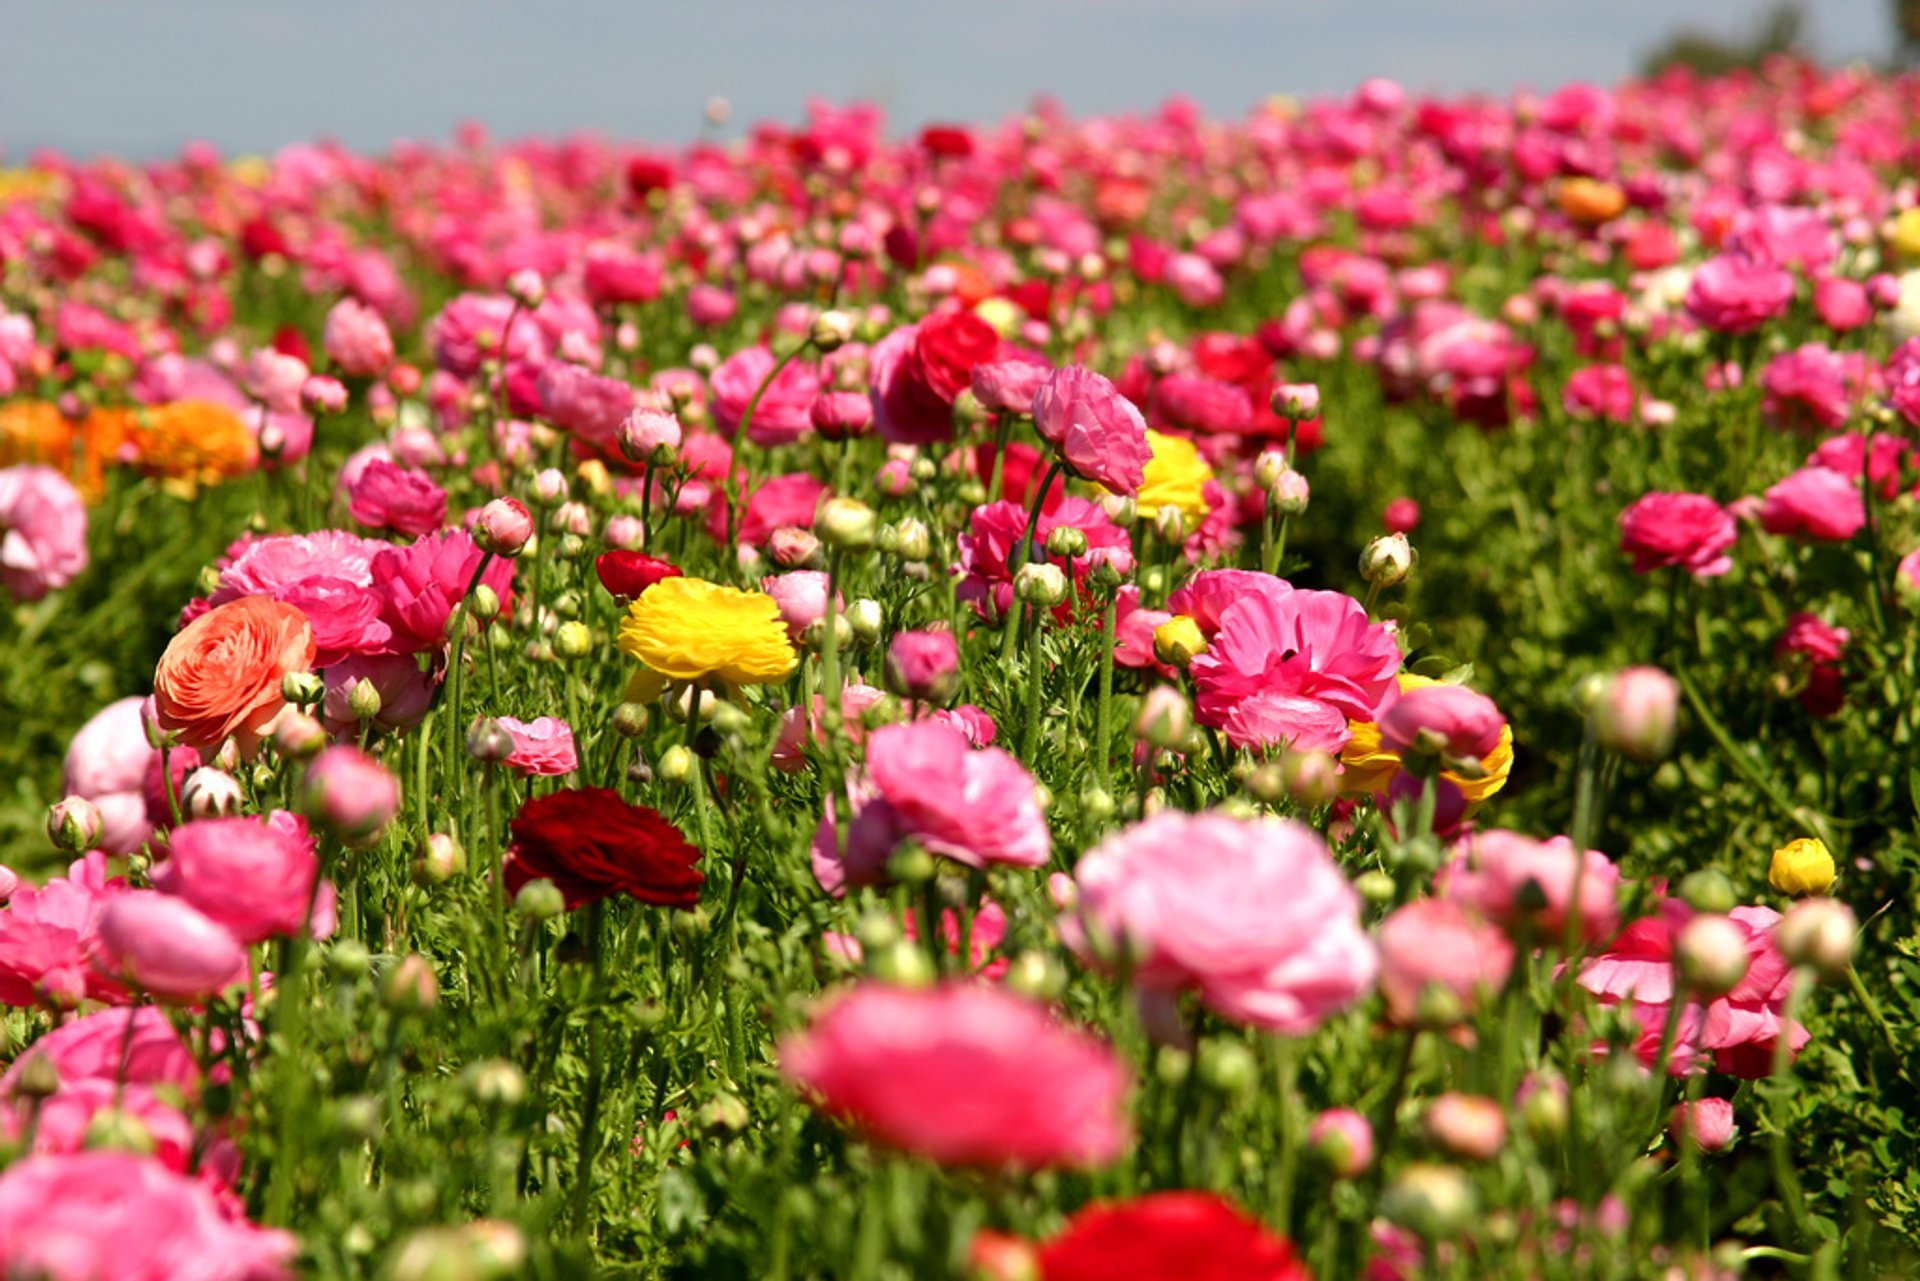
322 297 394 377
497 715 579 776
0 465 87 601
778 982 1130 1168
1031 365 1153 496
971 358 1051 416
1069 811 1375 1032
1757 465 1866 542
0 1006 198 1096
1671 1097 1737 1153
300 744 402 842
1376 898 1514 1024
347 459 448 538
93 892 249 1002
1684 253 1795 335
197 529 392 666
1776 612 1850 716
153 597 317 754
1 1080 197 1173
708 471 829 549
1377 683 1506 760
64 696 160 855
370 529 516 654
1617 491 1737 577
773 682 888 775
1035 1192 1309 1281
503 787 703 910
151 813 336 944
872 311 1004 444
954 495 1131 625
0 853 126 1009
761 570 837 639
537 361 635 454
1442 830 1620 944
884 629 960 702
710 344 821 447
595 550 683 600
617 576 798 691
322 652 438 735
0 1152 296 1280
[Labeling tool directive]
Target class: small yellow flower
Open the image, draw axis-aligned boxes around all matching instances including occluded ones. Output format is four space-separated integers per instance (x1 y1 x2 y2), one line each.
1130 430 1213 530
1339 673 1513 807
1769 838 1836 897
1152 615 1208 668
617 576 798 691
1891 209 1920 264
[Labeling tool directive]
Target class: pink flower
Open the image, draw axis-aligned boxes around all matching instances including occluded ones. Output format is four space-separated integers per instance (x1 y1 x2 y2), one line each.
429 293 547 376
0 466 88 601
150 813 336 945
808 391 873 440
1069 811 1376 1033
1383 497 1421 533
971 358 1052 416
300 745 402 842
773 683 888 775
322 297 393 377
583 246 664 306
1684 254 1795 335
762 570 837 639
472 496 534 557
1561 363 1635 423
1443 830 1620 944
1776 612 1849 717
1758 466 1866 542
93 892 249 1002
778 982 1130 1168
497 715 579 777
1164 570 1294 641
0 853 126 1009
1617 492 1736 577
537 361 635 454
1812 276 1872 331
63 697 159 856
370 529 516 654
955 496 1131 624
1376 898 1514 1025
686 284 737 328
1190 588 1401 753
1378 684 1505 760
241 348 309 415
1031 366 1153 496
322 652 437 734
712 472 827 549
347 460 448 538
201 529 393 666
0 1152 295 1280
710 344 821 447
1671 1097 1737 1152
0 1007 198 1096
884 629 960 702
1761 344 1874 432
870 313 1005 444
1308 1108 1375 1177
2 1081 197 1174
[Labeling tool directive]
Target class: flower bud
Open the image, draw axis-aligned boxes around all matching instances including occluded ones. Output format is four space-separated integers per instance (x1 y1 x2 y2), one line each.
474 497 535 557
1677 868 1737 916
1381 1163 1478 1241
619 408 683 464
769 527 822 568
531 468 568 505
1669 1098 1737 1154
1153 503 1187 544
462 1059 528 1108
300 745 402 846
870 938 937 987
413 833 466 885
469 584 501 623
382 954 440 1012
181 768 244 819
554 621 593 661
514 878 567 922
348 678 384 722
1252 449 1288 491
84 1108 157 1157
281 670 325 706
1359 532 1412 587
612 702 650 738
1768 837 1835 897
467 717 516 764
12 1051 60 1100
1308 1108 1374 1178
1133 686 1191 748
604 515 645 552
1272 381 1321 418
1152 615 1207 667
885 630 960 703
1002 951 1066 1002
657 744 695 782
271 711 328 760
813 497 876 551
845 598 883 643
1014 562 1069 607
1269 468 1310 516
47 796 103 852
1590 665 1679 764
809 309 857 352
1045 525 1088 558
1423 1093 1507 1161
1775 897 1856 980
890 518 931 563
1280 751 1340 806
1675 914 1751 997
506 269 545 310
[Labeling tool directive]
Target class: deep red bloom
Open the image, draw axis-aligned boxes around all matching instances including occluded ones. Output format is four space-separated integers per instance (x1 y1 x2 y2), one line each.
595 551 683 601
504 787 703 910
912 309 1002 403
1037 1192 1310 1281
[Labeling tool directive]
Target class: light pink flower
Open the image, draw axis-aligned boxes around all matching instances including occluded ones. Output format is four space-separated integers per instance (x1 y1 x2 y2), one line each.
1 1081 197 1173
1376 898 1514 1024
203 529 393 665
971 359 1052 416
1031 365 1153 496
300 745 402 842
762 570 837 639
774 683 888 775
711 344 822 447
63 697 159 856
0 466 88 602
151 813 336 945
322 297 393 377
497 715 579 777
778 982 1130 1168
1377 684 1506 760
1070 811 1376 1033
537 361 635 454
1442 830 1620 944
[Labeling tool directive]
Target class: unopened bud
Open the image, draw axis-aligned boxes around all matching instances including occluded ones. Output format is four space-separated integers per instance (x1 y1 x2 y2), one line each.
469 584 501 622
413 833 466 885
182 768 244 818
467 718 516 764
1775 897 1856 980
1675 914 1751 997
506 269 545 310
1359 533 1412 587
1014 561 1069 606
348 678 384 721
816 498 878 550
845 598 884 643
808 309 856 352
1269 468 1310 516
271 711 328 760
383 954 440 1012
612 702 650 738
1045 525 1088 558
281 671 325 706
554 621 593 660
47 796 103 852
1590 666 1679 764
515 878 567 921
1133 686 1191 748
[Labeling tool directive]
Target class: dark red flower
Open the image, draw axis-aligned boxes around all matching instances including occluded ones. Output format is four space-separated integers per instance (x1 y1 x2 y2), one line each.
919 125 976 159
1037 1193 1310 1281
504 787 704 910
595 551 683 601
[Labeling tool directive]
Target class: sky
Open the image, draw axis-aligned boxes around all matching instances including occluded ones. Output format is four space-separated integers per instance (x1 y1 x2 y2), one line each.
0 0 1897 159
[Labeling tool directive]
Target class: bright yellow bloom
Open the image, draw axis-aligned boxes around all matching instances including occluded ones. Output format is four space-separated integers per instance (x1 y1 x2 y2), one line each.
1769 838 1836 897
1339 673 1513 807
618 576 798 691
1152 615 1208 668
1891 209 1920 263
1130 430 1213 529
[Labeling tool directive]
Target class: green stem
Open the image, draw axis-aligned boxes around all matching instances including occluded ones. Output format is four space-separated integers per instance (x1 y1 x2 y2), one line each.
1094 597 1117 794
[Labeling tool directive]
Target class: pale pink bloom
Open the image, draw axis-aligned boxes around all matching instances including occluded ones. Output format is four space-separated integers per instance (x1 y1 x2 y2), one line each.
687 284 738 328
63 697 159 856
429 292 548 376
1030 365 1153 496
1376 898 1514 1024
711 344 821 447
1164 569 1294 641
1758 466 1866 542
762 570 837 639
472 496 534 556
300 745 402 842
1443 830 1620 944
0 1152 295 1280
1671 1097 1737 1152
1618 492 1737 577
0 466 88 602
347 460 448 538
1378 684 1506 759
778 982 1130 1168
322 297 393 377
773 683 887 775
1424 1092 1507 1160
242 347 309 414
971 359 1051 416
0 853 126 1009
151 813 336 945
1070 811 1376 1033
496 715 579 777
93 892 249 1002
0 1006 198 1096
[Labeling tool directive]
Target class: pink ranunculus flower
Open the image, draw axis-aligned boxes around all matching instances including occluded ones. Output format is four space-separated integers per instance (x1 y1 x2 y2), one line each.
0 466 88 602
1442 830 1620 944
1164 569 1295 641
971 358 1052 416
1811 275 1872 332
150 813 336 945
777 982 1130 1168
370 529 516 654
711 472 828 550
322 297 394 377
92 892 249 1003
774 683 888 776
0 1151 296 1280
428 292 549 377
322 652 437 735
242 347 309 415
0 1006 198 1096
954 496 1131 625
762 570 837 639
204 529 394 665
1377 684 1506 760
2 1080 197 1173
884 629 960 702
1069 811 1376 1033
1030 365 1153 496
1190 588 1401 753
1758 465 1866 542
0 853 126 1010
710 344 822 447
64 697 160 856
1617 491 1737 577
537 361 635 454
496 715 579 777
1684 253 1796 335
347 460 448 538
1376 898 1515 1025
300 745 402 843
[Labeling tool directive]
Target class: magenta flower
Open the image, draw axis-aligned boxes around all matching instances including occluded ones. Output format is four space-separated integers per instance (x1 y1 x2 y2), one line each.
1618 492 1737 577
710 344 821 447
1758 465 1866 542
347 460 448 539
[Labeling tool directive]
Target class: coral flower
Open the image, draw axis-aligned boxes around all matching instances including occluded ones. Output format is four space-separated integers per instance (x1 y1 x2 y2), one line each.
778 982 1130 1168
153 596 316 754
617 575 798 691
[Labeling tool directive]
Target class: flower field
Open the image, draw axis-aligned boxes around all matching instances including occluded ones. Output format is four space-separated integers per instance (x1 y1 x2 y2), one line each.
4 60 1920 1278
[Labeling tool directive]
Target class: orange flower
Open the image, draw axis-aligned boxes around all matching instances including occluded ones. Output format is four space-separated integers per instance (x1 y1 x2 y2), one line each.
1557 178 1627 227
128 401 258 488
154 597 316 755
0 402 133 501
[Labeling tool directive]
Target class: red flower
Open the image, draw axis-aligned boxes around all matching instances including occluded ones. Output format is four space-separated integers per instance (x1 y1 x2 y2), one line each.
1037 1193 1310 1281
595 551 683 601
504 788 704 910
912 309 1002 403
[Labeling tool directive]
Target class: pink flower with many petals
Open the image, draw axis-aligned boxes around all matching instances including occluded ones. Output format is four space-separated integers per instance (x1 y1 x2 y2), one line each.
537 361 636 454
347 460 447 538
151 813 336 945
1377 898 1515 1025
1 1006 198 1097
1758 466 1866 542
710 344 822 447
0 466 88 602
1618 492 1737 577
1030 365 1153 495
1684 254 1795 335
370 530 515 654
203 530 394 665
955 496 1131 624
0 853 126 1010
497 715 579 776
1442 830 1620 944
322 297 393 377
92 892 249 1003
1378 684 1506 760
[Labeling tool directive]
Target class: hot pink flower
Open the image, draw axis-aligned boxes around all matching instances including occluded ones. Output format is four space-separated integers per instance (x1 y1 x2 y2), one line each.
202 529 393 666
1442 830 1620 944
370 529 516 653
1164 570 1294 641
955 496 1130 624
971 358 1051 416
0 1006 198 1096
150 813 336 945
1617 492 1737 577
0 1152 295 1280
583 246 664 306
1378 684 1505 759
321 652 437 734
537 361 635 454
64 697 160 856
0 853 126 1009
497 715 579 777
1 1081 197 1173
1561 363 1635 423
347 460 448 538
0 466 88 602
710 344 821 447
92 892 249 1002
1030 365 1153 495
1684 254 1796 335
778 982 1130 1168
1776 612 1849 717
711 472 828 549
1758 466 1866 541
429 292 548 377
1376 898 1514 1024
321 297 393 377
1761 344 1875 432
1069 811 1376 1033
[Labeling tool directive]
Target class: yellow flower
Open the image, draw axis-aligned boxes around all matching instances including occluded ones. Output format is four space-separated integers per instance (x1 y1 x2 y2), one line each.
1891 209 1920 264
617 576 798 691
1152 615 1208 668
1130 430 1213 529
1339 673 1513 807
1769 838 1835 897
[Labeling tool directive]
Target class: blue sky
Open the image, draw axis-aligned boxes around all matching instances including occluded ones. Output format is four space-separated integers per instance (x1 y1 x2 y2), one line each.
0 0 1894 158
